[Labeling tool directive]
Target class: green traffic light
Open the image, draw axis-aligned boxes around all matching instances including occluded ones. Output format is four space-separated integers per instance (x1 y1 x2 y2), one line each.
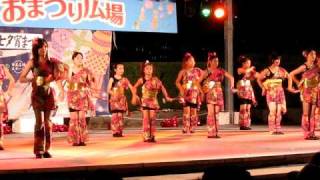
201 8 211 17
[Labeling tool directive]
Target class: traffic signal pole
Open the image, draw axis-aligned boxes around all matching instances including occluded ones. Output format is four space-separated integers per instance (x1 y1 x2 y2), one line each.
224 0 234 124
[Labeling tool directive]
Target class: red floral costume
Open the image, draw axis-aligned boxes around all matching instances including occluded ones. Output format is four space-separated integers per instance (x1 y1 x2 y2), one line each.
32 58 59 155
140 77 163 141
0 64 8 147
237 69 256 128
181 67 202 133
109 77 130 136
67 68 93 144
203 68 225 137
263 67 288 133
299 65 319 138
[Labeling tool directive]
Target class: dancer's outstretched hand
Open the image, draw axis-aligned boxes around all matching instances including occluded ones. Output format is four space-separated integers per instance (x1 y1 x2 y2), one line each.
281 106 287 114
231 88 238 93
166 97 174 102
90 110 96 117
261 88 266 96
253 100 258 107
131 95 140 105
287 87 299 94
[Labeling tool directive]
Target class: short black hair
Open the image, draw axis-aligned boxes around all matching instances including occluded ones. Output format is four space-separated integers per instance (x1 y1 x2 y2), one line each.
72 51 83 60
269 52 281 64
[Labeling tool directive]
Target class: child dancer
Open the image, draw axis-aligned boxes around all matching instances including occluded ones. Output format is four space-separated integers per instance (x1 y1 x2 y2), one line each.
258 53 290 135
201 52 234 138
19 38 64 158
133 60 173 142
288 50 319 140
236 55 258 130
175 52 203 134
67 51 94 146
0 64 15 150
107 63 135 137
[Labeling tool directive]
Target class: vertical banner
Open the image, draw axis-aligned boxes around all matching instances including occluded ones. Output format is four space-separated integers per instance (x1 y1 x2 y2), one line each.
0 33 42 49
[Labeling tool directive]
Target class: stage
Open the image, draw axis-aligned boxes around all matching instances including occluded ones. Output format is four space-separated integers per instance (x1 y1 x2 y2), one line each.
0 126 319 178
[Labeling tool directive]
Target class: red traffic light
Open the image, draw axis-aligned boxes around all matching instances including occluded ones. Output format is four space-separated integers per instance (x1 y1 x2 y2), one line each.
212 0 226 20
213 7 225 19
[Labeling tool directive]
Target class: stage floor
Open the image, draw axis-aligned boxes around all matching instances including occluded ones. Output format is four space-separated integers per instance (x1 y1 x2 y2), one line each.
0 126 319 177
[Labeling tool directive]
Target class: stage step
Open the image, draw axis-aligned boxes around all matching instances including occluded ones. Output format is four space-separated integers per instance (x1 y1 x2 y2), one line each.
124 164 304 180
0 164 305 180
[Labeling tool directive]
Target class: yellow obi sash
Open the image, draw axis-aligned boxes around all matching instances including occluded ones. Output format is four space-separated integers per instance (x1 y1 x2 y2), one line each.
0 82 6 107
68 82 86 91
35 76 52 89
142 88 158 99
203 81 221 93
0 93 5 102
35 76 45 86
183 80 198 90
111 87 125 96
237 79 251 87
301 77 318 88
263 79 282 89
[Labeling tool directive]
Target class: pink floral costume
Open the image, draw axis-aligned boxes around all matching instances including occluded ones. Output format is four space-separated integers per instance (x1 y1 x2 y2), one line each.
141 77 163 141
299 65 320 139
237 69 256 128
203 68 225 137
262 67 288 133
109 77 130 136
181 67 202 106
237 70 256 104
181 67 202 133
0 65 8 147
67 68 94 144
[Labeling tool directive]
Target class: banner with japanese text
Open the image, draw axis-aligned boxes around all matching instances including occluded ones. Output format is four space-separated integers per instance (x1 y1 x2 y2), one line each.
0 33 43 49
0 0 177 33
0 27 111 121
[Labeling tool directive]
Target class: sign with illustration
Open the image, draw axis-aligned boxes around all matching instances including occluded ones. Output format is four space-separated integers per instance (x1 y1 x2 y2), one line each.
0 27 111 120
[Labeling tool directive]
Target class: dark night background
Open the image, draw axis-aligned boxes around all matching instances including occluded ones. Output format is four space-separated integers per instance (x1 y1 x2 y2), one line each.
112 0 320 62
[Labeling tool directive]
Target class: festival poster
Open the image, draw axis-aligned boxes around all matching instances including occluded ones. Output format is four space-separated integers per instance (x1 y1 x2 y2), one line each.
0 28 111 132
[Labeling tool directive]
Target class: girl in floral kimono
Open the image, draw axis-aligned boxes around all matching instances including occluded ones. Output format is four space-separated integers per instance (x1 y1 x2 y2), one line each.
175 52 203 134
236 55 259 130
19 38 65 158
67 51 94 146
258 53 290 135
201 52 234 138
0 64 15 150
133 61 173 142
107 63 135 137
288 49 319 140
